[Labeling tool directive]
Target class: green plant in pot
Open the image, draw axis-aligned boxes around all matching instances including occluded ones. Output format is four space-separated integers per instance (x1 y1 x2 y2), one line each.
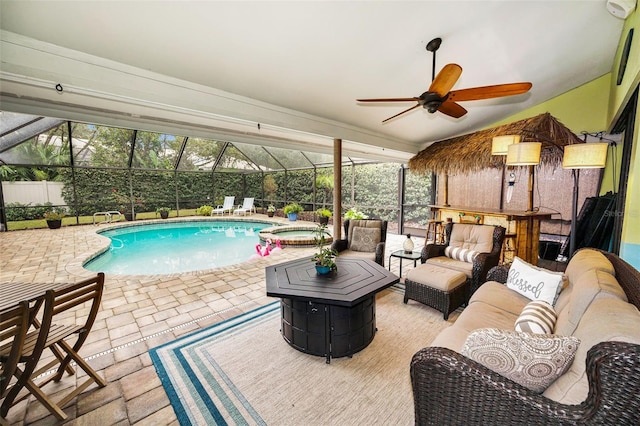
283 203 304 221
267 204 276 217
311 223 337 274
156 207 171 219
316 208 331 225
344 207 368 220
43 208 65 229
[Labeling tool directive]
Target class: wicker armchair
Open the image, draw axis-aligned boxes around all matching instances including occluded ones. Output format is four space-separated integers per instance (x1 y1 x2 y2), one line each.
420 222 505 296
411 248 640 425
331 219 387 267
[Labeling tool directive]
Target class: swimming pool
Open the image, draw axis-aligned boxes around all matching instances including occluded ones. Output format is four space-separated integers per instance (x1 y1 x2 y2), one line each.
84 220 273 275
258 225 332 246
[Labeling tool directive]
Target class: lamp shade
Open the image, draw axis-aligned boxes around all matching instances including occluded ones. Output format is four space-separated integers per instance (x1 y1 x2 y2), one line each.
491 135 521 155
506 142 541 166
562 143 608 169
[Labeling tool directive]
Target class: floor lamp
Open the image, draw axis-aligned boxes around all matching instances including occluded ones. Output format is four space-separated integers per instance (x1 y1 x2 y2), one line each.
562 143 608 258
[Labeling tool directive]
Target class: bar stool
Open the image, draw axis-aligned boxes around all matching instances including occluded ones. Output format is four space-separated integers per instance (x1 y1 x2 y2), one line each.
426 219 444 244
501 232 517 265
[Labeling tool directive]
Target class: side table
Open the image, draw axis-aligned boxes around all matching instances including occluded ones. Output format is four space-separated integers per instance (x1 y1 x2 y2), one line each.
389 249 422 277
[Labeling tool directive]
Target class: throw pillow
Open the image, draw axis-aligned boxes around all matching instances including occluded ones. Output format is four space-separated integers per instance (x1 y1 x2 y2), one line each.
444 246 480 263
461 328 580 393
515 300 557 334
506 257 566 305
350 227 381 252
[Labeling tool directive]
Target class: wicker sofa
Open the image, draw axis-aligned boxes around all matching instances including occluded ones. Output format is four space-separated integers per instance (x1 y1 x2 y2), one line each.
410 248 640 425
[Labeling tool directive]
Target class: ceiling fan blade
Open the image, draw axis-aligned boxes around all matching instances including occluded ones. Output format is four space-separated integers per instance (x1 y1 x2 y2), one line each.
357 97 420 102
448 82 532 102
438 100 467 118
429 63 462 97
382 104 421 123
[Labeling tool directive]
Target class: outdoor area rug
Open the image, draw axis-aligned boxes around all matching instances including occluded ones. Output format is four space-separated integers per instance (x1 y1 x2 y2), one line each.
150 286 457 425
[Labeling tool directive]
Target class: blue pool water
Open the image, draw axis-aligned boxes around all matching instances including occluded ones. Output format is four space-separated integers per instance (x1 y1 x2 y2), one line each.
84 221 272 275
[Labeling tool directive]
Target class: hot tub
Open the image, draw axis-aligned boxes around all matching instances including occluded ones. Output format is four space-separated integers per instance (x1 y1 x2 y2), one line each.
258 225 333 247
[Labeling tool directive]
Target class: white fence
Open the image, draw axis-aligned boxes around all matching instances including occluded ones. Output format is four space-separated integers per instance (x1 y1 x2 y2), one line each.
2 181 66 205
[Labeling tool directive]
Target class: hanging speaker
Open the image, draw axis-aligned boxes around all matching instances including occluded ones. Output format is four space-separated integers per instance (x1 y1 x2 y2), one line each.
607 0 636 19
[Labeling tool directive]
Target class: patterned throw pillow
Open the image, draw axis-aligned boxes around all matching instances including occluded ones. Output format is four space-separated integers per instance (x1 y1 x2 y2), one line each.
515 300 557 334
461 328 580 393
444 246 480 263
506 257 566 306
350 227 381 252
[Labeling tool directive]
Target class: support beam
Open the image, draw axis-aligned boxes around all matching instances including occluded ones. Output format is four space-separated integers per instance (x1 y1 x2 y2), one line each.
334 138 342 240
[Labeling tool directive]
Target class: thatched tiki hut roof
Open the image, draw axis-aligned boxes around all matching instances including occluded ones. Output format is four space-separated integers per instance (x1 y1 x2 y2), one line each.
408 113 584 175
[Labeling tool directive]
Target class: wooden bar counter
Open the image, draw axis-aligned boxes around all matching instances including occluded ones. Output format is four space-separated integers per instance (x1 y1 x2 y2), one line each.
430 205 556 265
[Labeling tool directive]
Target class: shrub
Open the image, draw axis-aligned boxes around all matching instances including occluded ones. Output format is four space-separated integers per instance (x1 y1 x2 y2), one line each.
197 205 213 216
344 207 368 220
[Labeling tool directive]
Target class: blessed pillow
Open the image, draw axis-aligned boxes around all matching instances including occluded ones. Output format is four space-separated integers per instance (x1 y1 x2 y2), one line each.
444 246 480 263
515 300 557 334
461 328 580 393
506 257 566 305
350 227 381 252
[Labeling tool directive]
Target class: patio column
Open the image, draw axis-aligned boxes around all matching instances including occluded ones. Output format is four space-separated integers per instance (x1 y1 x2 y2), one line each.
334 138 342 240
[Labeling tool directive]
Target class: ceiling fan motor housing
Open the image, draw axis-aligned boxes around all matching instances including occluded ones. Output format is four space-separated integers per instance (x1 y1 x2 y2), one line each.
420 92 445 113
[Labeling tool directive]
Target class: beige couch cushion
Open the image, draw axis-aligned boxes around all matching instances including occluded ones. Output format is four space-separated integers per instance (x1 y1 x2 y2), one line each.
555 269 628 336
543 298 640 404
564 248 615 284
469 281 531 317
430 295 521 352
448 223 494 253
336 249 376 262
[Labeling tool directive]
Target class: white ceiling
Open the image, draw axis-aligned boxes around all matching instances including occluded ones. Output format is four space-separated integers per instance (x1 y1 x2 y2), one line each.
0 1 625 161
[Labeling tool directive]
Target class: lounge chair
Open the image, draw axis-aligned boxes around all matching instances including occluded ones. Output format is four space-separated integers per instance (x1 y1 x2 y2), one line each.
233 197 256 216
211 196 235 216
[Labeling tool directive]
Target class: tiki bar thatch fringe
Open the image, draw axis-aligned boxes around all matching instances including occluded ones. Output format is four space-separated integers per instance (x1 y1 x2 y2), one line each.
408 113 584 175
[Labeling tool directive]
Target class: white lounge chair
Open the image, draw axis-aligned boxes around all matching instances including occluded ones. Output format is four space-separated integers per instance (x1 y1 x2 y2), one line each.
211 196 235 216
233 197 256 216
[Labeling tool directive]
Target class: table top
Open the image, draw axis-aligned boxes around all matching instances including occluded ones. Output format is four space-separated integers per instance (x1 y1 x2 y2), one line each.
266 257 399 307
0 281 72 312
390 249 422 260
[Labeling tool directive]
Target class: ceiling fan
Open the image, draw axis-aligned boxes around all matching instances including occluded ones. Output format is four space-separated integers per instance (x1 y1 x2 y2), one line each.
357 38 532 123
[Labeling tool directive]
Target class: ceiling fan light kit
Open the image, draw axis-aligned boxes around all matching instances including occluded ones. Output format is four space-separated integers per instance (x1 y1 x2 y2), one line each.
357 37 533 123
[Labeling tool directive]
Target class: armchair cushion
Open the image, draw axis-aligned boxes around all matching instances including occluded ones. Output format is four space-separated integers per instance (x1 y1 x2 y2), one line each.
350 226 381 252
448 223 495 253
461 328 580 393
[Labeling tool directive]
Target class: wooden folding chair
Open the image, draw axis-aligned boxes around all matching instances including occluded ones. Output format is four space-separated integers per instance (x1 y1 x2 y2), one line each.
1 273 106 420
1 301 30 402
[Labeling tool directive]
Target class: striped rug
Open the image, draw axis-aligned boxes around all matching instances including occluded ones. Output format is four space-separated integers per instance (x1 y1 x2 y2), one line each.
150 286 456 425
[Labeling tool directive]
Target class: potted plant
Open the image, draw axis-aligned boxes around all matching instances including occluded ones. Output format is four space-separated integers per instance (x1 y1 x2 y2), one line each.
267 204 276 217
283 203 304 221
344 207 368 220
311 223 337 274
316 208 331 225
156 207 171 219
43 209 65 229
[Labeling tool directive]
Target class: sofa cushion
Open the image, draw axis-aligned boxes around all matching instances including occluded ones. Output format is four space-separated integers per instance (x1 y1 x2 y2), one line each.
462 328 580 393
564 249 615 285
448 223 494 253
543 298 640 404
515 300 557 334
469 281 531 317
349 226 381 252
431 298 521 352
426 257 473 278
554 268 628 336
505 257 565 306
444 246 480 263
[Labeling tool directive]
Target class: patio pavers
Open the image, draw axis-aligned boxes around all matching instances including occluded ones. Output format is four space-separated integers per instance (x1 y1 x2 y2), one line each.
0 215 423 425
